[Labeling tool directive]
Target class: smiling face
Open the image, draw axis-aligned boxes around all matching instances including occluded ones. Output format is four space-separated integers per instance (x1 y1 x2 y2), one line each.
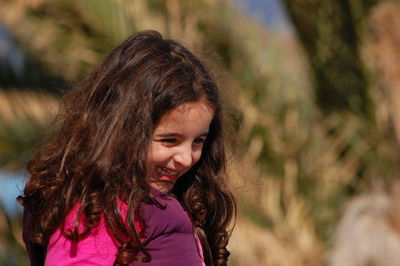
147 101 214 193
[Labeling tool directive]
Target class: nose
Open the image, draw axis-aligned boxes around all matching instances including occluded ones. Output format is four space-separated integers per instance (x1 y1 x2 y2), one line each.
173 145 193 168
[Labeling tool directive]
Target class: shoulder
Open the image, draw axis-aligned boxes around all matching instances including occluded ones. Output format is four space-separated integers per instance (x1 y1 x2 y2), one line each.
140 193 194 242
136 192 205 265
45 203 121 266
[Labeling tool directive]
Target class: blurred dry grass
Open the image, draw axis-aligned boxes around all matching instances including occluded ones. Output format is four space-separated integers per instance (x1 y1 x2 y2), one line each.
0 91 59 170
324 3 400 266
0 90 58 125
0 205 26 265
369 1 400 143
1 0 400 265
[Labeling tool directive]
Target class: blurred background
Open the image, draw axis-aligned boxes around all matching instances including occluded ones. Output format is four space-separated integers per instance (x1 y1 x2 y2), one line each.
1 0 400 265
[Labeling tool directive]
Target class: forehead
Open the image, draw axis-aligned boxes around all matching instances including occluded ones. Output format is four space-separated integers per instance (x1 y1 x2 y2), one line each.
154 102 214 133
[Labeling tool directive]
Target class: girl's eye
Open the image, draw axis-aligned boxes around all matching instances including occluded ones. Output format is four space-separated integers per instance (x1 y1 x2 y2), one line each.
159 138 176 144
194 137 206 144
160 138 176 144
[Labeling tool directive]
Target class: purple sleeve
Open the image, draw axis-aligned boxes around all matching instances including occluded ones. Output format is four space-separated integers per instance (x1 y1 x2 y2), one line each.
134 193 204 266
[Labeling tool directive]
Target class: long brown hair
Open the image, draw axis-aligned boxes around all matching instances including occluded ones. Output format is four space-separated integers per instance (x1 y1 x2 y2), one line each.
19 30 235 265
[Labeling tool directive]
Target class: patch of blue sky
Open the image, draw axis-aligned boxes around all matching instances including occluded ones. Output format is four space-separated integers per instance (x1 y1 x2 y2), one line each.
233 0 293 34
0 170 25 216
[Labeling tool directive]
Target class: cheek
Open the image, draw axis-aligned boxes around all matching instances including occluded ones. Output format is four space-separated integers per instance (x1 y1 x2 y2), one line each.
192 150 203 166
147 144 170 164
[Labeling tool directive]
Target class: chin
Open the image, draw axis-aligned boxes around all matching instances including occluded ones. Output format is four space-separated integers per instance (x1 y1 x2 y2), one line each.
150 181 174 193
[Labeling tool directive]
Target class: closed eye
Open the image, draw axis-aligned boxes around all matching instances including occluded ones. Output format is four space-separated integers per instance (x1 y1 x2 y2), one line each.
194 137 207 144
160 138 177 144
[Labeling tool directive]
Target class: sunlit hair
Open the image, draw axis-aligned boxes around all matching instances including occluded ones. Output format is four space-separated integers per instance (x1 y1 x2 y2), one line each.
19 30 235 265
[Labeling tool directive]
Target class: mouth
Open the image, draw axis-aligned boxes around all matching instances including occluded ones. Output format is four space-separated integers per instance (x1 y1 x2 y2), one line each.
156 166 178 176
148 166 182 193
155 166 179 182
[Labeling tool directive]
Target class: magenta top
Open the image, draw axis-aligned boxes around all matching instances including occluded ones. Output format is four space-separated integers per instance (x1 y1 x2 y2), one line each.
41 190 205 265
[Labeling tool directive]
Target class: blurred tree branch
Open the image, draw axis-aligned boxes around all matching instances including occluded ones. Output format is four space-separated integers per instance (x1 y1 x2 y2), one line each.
281 0 379 119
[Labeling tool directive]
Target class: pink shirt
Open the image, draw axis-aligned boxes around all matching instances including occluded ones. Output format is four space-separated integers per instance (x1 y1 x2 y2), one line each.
45 196 205 266
45 203 127 265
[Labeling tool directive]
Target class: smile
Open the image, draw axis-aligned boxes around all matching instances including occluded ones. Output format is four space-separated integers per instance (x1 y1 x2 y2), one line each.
156 166 179 177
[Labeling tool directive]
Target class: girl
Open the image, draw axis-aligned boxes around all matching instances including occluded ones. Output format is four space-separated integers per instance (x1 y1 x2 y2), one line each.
18 30 235 265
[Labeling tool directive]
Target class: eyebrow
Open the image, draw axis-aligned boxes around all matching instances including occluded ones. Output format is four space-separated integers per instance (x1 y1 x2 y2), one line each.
154 132 209 138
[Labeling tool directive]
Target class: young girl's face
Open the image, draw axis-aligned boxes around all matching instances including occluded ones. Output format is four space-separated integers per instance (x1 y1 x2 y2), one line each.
147 101 214 193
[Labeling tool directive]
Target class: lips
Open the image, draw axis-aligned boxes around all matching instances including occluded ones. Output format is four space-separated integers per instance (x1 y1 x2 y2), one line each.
155 166 179 182
156 166 178 176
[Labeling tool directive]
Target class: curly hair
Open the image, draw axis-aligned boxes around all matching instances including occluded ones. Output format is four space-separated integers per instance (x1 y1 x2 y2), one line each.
19 30 235 265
